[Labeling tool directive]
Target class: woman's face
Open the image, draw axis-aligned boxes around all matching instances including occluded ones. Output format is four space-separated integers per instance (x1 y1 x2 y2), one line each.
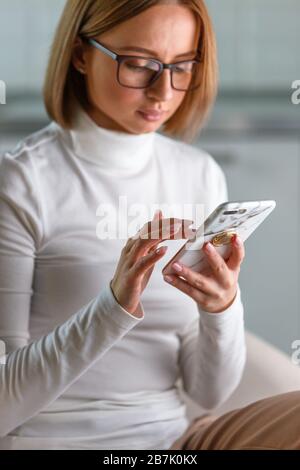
72 4 200 134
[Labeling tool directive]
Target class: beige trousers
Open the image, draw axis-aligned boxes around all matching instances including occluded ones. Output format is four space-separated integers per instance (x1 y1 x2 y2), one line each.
169 391 300 450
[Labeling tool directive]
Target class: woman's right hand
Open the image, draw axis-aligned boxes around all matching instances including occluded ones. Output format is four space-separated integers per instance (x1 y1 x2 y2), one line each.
110 210 195 317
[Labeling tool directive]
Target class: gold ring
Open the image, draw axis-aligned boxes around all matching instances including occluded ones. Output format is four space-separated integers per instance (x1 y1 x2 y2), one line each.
211 231 237 247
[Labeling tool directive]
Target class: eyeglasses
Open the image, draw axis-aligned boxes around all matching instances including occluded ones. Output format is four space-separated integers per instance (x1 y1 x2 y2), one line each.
86 37 202 92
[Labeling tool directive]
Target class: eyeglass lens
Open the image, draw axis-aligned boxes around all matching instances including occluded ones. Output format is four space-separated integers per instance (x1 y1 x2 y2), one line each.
118 57 200 90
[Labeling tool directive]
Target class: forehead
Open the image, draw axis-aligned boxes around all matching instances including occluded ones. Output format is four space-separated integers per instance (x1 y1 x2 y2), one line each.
98 5 200 57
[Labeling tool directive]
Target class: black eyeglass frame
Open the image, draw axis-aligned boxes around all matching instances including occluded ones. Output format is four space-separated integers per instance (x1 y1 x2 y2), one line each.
86 37 203 92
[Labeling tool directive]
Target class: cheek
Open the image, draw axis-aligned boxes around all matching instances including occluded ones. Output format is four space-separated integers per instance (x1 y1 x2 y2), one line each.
87 61 144 110
166 94 186 119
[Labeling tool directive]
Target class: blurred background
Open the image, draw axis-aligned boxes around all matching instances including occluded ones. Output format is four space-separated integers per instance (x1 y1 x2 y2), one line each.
0 0 299 356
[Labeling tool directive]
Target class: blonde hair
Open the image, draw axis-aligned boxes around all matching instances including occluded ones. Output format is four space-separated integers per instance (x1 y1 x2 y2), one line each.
43 0 218 143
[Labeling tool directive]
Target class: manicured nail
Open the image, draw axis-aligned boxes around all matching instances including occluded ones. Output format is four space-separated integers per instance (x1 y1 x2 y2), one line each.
172 262 182 272
205 242 213 252
156 245 167 254
234 235 241 246
164 275 173 283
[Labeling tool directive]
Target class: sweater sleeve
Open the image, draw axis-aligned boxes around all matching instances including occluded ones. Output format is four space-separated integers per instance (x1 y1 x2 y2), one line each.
177 154 246 410
0 153 144 437
178 285 246 410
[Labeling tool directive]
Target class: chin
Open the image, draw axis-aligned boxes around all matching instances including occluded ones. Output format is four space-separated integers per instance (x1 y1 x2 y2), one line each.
138 125 161 134
135 118 163 133
119 121 158 135
117 112 165 134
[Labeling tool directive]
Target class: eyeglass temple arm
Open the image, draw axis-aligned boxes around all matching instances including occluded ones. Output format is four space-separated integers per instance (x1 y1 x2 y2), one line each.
88 38 203 67
88 38 118 60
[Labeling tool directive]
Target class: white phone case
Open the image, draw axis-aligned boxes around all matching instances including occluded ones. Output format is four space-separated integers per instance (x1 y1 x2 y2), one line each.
162 200 276 276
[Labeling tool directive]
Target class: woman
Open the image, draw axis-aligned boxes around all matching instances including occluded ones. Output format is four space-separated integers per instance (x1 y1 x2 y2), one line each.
1 0 296 451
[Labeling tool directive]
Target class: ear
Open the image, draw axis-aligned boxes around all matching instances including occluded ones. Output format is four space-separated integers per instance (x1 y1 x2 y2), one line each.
72 36 88 75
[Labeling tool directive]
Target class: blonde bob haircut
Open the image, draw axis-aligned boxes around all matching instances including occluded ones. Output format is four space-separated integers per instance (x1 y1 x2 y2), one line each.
43 0 218 143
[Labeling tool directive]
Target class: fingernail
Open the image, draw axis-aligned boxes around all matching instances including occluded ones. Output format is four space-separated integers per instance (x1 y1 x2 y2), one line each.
164 275 173 283
204 242 213 252
172 262 182 272
234 235 241 246
155 245 167 254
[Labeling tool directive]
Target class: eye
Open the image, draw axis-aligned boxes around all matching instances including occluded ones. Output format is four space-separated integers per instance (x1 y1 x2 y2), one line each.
126 63 146 72
124 58 158 72
173 62 194 73
173 66 185 74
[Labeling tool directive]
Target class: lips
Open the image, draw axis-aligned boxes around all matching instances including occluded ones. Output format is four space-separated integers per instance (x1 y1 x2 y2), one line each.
139 109 166 118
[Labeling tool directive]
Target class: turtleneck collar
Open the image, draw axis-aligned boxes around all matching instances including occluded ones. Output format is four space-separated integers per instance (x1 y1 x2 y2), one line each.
63 103 156 172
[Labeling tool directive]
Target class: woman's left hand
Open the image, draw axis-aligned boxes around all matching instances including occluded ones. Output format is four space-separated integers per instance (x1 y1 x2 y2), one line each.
163 234 245 314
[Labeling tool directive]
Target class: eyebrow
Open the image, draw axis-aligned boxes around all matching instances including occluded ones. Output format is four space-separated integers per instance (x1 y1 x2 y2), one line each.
116 45 198 59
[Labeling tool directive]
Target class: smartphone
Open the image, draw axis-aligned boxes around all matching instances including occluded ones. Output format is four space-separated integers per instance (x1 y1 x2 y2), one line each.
162 200 276 276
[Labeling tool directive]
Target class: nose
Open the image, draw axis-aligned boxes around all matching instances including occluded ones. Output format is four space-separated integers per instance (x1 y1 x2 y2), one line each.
146 68 174 101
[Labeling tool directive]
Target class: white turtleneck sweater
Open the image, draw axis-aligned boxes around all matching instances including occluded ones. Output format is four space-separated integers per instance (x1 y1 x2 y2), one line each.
0 104 246 450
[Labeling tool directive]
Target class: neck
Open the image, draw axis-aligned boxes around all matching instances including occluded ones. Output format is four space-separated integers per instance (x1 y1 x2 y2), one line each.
84 104 134 134
59 101 157 174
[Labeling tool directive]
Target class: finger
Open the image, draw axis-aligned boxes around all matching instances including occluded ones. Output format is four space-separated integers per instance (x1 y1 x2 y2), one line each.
129 220 193 262
128 215 194 267
131 228 184 264
142 242 161 279
163 273 209 305
155 209 163 220
150 209 166 239
144 217 193 239
127 238 160 266
152 209 162 222
142 209 164 245
123 234 157 258
202 242 230 286
169 223 197 240
133 217 194 241
169 262 217 296
227 234 245 271
132 245 168 277
125 209 163 252
144 222 194 241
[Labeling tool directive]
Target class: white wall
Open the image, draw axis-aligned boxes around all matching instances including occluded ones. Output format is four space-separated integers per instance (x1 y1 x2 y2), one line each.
197 135 299 355
0 0 299 93
206 0 300 90
0 0 65 93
